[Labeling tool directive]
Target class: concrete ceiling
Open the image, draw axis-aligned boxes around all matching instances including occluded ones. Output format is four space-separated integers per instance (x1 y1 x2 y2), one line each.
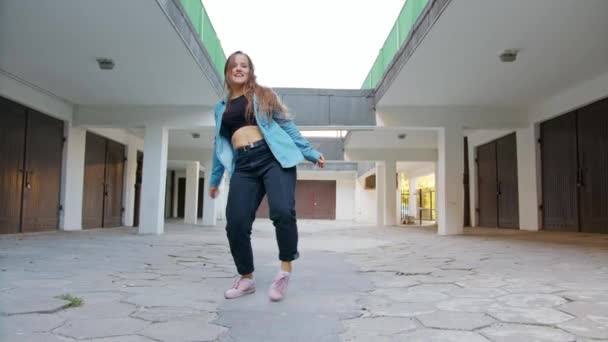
0 0 220 106
397 161 434 176
378 0 608 108
346 129 437 149
169 128 215 149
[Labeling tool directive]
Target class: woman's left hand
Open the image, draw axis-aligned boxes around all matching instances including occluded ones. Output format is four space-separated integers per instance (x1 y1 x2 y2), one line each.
317 154 325 168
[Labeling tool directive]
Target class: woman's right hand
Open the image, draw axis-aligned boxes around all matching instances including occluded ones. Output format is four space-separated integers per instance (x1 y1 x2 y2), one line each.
209 186 219 199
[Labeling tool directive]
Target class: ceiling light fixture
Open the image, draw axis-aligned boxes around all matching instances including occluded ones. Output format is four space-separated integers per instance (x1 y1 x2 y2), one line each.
499 49 518 63
191 133 200 139
397 133 407 140
96 58 115 70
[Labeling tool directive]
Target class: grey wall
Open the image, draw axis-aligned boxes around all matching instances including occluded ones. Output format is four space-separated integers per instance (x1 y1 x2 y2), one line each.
274 88 375 127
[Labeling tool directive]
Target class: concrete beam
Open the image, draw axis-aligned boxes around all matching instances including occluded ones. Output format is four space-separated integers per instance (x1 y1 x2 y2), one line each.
74 105 215 128
0 69 73 122
373 0 453 104
274 88 376 127
345 148 437 162
377 106 529 129
155 0 224 97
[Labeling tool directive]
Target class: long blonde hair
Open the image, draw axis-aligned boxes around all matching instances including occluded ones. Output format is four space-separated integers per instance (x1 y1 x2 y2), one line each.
224 51 287 121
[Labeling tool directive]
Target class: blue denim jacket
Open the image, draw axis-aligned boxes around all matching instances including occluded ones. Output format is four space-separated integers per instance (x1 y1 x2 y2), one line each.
210 95 321 187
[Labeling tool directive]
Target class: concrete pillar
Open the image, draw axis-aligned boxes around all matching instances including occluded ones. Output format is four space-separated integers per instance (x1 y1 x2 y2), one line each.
139 124 168 235
123 136 139 226
184 161 200 225
384 160 397 226
409 177 418 220
376 161 386 226
517 126 540 231
437 126 464 235
201 160 217 226
60 124 86 231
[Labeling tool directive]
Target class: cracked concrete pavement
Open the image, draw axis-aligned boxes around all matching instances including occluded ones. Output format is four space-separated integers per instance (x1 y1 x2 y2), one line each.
1 220 607 341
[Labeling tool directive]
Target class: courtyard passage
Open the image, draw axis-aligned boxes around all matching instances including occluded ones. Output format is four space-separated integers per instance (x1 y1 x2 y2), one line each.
1 220 607 341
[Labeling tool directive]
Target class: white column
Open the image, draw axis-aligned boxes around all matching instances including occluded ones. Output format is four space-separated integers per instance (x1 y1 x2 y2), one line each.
517 126 540 231
409 177 418 220
201 160 217 226
184 161 200 225
60 124 86 231
467 137 478 227
384 160 397 226
172 171 179 218
376 162 386 226
437 126 464 235
139 124 168 235
123 137 138 226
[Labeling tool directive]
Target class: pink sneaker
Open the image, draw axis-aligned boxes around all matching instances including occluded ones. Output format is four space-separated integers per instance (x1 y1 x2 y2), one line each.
224 277 255 299
268 271 290 302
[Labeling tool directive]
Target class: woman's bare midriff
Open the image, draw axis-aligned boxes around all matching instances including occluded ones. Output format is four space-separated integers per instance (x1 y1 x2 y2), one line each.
231 125 264 149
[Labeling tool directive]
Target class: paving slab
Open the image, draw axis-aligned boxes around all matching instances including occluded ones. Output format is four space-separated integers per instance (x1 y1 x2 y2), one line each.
480 323 576 342
139 318 227 342
417 310 495 330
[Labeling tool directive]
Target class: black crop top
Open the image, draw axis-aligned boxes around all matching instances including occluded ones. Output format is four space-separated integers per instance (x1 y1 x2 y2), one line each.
221 95 257 138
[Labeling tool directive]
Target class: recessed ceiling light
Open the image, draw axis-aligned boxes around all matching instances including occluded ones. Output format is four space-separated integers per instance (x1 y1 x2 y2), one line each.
397 133 407 140
191 133 200 139
96 58 115 70
499 49 518 63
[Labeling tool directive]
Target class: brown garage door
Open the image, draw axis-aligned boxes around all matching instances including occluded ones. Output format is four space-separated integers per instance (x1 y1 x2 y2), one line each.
476 133 519 228
476 141 498 227
21 110 64 232
257 180 336 220
103 139 125 227
0 97 63 234
541 111 579 231
577 98 608 234
496 133 519 228
82 132 125 228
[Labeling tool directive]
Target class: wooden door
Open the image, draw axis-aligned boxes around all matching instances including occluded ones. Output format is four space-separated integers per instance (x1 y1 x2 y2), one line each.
476 142 498 227
177 178 186 217
197 178 204 218
82 132 107 228
103 140 125 227
134 151 143 227
21 110 64 232
577 99 608 233
257 180 336 219
496 133 519 228
0 98 27 234
541 112 579 231
305 180 336 219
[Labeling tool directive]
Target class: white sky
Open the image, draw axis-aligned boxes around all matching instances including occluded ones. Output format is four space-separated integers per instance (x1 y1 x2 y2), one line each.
203 0 405 89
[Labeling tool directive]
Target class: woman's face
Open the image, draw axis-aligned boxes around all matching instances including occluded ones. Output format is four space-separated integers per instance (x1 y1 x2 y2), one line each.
228 54 251 88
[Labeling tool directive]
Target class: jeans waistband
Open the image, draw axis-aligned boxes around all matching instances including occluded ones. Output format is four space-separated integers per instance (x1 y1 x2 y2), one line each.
234 139 267 155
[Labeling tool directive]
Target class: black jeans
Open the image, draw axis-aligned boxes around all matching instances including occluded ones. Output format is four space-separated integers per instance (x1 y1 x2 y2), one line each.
226 140 299 275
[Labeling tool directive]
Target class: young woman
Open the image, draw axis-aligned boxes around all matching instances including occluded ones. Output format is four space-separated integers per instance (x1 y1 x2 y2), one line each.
209 51 325 302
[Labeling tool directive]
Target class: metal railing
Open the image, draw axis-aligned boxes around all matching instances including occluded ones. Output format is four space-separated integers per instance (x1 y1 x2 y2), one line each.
361 0 430 89
400 188 436 225
180 0 226 78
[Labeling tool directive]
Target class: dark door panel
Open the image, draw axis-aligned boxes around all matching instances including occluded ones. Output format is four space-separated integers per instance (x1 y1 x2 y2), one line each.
197 178 204 218
476 142 498 227
82 132 107 228
0 98 27 234
496 133 519 228
578 99 608 234
21 110 64 232
541 111 579 231
103 140 125 227
177 178 186 218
